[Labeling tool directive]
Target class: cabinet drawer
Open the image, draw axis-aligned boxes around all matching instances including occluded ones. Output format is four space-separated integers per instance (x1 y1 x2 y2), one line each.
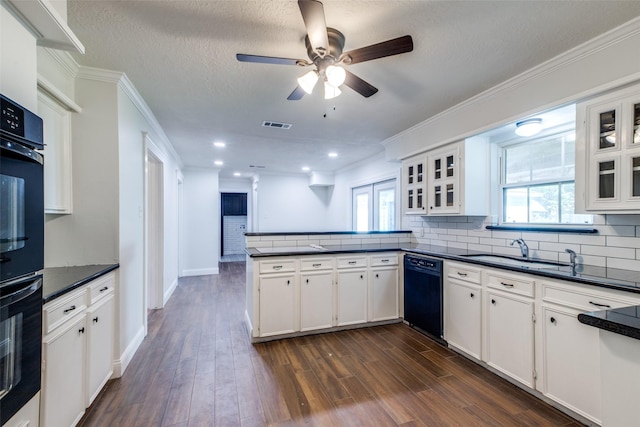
259 260 296 274
486 271 534 298
88 273 115 305
542 283 637 311
43 288 87 334
370 253 398 267
447 262 481 284
300 258 334 271
337 256 367 269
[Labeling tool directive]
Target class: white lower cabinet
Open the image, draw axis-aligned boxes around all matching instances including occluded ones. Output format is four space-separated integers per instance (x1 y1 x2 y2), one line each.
485 289 535 388
370 267 398 321
445 278 482 359
42 313 86 427
540 304 601 424
336 269 368 326
300 271 334 331
41 272 116 427
86 293 114 406
258 273 297 337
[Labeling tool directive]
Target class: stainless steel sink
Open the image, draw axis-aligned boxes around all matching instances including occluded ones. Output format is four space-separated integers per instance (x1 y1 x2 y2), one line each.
461 254 570 270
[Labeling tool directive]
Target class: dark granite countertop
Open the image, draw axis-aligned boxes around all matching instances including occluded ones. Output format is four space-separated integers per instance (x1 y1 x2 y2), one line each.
247 242 640 294
245 230 411 236
43 264 119 303
578 306 640 341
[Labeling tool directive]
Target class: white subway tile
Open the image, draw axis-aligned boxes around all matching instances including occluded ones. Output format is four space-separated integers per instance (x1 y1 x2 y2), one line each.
320 239 335 246
558 234 606 245
439 235 458 242
539 242 580 253
524 232 558 242
597 225 636 237
580 254 606 267
448 241 468 250
592 215 606 225
637 248 640 259
380 237 400 244
430 239 448 247
491 230 522 240
606 214 640 225
457 236 480 244
448 228 469 236
607 257 640 271
491 246 522 257
251 241 274 248
468 243 489 252
260 235 285 241
286 235 306 240
341 238 362 245
606 236 640 249
366 238 382 244
582 245 635 259
272 241 293 247
530 250 559 262
479 237 508 246
468 230 492 238
299 239 320 246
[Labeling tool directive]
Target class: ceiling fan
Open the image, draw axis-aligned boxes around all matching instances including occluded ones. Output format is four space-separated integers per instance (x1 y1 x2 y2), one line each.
236 0 413 100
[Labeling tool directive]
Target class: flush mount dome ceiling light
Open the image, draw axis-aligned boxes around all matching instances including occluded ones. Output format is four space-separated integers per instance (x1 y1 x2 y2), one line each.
236 0 413 101
515 118 543 137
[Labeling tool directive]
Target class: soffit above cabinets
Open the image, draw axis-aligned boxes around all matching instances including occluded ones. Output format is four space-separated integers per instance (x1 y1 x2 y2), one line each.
3 0 85 53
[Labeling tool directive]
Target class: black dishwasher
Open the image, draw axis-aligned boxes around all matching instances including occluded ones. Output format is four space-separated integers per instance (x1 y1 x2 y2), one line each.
404 254 444 342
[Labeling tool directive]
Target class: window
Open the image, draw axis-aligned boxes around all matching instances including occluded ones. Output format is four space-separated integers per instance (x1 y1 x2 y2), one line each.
501 131 592 225
352 179 396 231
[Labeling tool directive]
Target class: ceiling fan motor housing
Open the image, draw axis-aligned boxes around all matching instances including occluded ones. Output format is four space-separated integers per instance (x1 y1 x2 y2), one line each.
306 27 345 65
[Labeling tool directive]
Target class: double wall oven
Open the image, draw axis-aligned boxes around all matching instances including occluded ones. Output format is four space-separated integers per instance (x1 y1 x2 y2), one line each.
1 94 44 425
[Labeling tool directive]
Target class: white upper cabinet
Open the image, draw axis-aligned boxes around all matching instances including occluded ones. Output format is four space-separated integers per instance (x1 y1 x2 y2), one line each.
38 88 74 214
402 154 427 214
576 82 640 213
402 139 489 216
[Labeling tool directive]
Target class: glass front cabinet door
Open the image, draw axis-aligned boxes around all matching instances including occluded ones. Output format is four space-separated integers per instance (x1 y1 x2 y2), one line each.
578 84 640 212
427 146 459 215
402 155 427 214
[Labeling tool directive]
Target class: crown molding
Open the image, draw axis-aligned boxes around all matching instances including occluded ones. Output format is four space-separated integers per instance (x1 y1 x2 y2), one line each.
382 16 640 150
39 47 80 79
76 66 183 168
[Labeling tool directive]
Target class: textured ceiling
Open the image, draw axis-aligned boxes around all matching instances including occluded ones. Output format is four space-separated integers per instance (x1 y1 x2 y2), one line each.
67 0 640 178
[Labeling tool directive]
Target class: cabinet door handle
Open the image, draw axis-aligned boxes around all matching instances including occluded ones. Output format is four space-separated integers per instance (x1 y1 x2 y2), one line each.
312 263 321 268
381 259 389 263
589 301 611 308
64 305 76 313
93 317 99 323
457 272 467 277
491 299 496 305
272 265 283 270
470 293 475 298
306 279 309 284
286 280 290 285
78 327 85 334
360 275 363 280
550 317 556 324
376 274 379 278
99 286 109 292
348 261 357 265
500 282 514 288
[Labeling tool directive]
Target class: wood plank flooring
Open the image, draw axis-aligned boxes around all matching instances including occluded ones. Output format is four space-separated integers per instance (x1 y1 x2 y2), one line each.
78 262 583 426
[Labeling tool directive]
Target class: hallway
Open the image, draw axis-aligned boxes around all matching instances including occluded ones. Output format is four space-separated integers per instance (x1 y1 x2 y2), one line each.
79 262 580 426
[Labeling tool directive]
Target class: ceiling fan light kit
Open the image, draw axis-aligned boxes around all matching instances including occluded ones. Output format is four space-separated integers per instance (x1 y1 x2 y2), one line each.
236 0 413 101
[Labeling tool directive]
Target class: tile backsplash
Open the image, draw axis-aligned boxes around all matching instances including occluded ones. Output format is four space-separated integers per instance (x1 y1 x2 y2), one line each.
406 215 640 271
246 232 413 249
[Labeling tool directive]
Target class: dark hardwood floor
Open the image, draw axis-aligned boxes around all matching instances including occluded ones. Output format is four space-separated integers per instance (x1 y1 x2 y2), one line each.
78 262 583 426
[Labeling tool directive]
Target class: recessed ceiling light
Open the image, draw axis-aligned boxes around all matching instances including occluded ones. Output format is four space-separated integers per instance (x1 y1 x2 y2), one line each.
302 166 310 172
213 141 226 148
234 172 241 176
328 152 338 158
214 160 223 166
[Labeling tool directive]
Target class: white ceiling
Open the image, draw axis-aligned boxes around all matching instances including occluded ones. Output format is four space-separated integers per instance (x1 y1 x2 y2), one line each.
66 1 640 178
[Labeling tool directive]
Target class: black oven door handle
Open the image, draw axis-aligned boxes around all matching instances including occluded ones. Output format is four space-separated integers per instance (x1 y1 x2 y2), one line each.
0 138 44 165
0 277 42 308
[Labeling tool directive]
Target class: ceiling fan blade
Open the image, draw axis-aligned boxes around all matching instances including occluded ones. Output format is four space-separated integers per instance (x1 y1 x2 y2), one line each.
341 35 413 64
298 0 329 57
343 70 378 98
236 53 301 66
287 86 306 101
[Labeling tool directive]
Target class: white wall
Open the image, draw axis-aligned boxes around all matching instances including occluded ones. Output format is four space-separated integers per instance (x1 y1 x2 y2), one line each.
327 152 403 230
384 18 640 161
183 168 220 275
0 5 38 110
254 173 333 232
44 77 120 266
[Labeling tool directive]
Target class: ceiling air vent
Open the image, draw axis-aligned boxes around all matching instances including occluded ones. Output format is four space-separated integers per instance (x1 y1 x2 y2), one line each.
262 121 292 130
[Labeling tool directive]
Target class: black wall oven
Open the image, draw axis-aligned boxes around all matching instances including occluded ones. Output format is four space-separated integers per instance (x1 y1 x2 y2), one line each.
0 94 44 425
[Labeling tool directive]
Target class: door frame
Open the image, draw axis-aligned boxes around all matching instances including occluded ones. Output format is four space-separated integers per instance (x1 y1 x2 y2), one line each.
143 133 165 334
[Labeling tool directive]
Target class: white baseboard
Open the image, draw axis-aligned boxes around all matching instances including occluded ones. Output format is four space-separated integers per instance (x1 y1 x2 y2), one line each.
112 325 145 378
164 278 178 305
244 310 253 337
182 267 219 277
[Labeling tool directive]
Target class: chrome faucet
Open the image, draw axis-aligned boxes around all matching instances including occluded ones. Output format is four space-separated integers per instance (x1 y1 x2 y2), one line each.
565 249 577 273
510 238 529 259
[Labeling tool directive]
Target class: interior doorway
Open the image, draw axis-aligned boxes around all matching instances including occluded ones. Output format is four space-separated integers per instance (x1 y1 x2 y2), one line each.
144 142 164 331
220 192 247 262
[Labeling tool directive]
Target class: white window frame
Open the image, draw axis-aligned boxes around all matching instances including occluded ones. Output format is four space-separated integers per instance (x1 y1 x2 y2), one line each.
352 178 397 231
499 129 592 226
